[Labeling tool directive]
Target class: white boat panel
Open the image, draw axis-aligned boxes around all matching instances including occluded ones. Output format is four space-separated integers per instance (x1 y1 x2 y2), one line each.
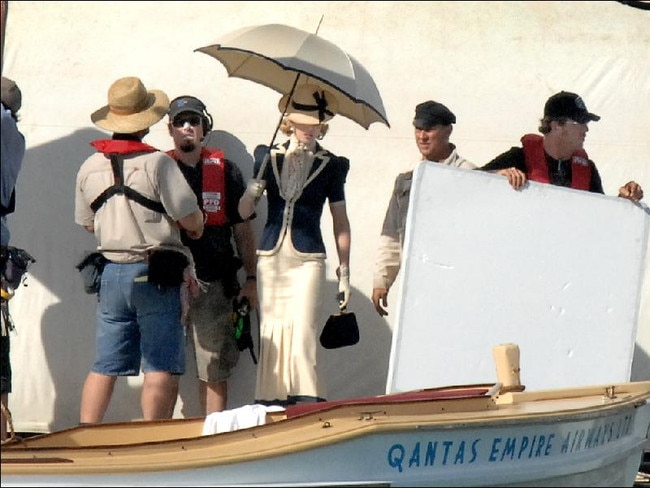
388 164 649 394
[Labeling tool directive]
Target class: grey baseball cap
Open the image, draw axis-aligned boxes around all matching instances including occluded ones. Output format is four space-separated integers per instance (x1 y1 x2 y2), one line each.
1 76 22 113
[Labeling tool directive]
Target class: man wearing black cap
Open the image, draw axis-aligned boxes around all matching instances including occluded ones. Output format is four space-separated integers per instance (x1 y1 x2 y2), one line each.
480 91 643 201
166 95 258 414
371 101 476 317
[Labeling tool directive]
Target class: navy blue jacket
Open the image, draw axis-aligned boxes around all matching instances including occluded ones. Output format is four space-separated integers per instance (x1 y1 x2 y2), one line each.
254 141 349 256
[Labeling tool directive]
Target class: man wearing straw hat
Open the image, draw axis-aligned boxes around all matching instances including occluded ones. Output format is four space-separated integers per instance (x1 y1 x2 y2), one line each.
75 76 204 423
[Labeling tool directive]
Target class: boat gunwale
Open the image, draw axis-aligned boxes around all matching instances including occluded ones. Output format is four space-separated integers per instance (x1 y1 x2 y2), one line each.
3 381 649 455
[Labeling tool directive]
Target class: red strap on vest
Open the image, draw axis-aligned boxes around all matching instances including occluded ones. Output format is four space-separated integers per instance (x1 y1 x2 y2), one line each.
91 139 158 154
521 134 591 190
167 148 228 226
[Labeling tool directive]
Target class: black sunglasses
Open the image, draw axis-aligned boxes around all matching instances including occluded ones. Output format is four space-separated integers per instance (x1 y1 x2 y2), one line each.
172 114 202 128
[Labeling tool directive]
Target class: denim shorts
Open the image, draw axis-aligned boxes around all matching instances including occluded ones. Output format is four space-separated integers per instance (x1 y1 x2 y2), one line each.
91 261 185 376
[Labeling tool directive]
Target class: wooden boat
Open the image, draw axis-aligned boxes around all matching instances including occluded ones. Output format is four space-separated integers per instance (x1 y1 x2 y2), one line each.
2 367 650 486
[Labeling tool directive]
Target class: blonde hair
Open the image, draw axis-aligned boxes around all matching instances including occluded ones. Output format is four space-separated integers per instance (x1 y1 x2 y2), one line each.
280 117 329 139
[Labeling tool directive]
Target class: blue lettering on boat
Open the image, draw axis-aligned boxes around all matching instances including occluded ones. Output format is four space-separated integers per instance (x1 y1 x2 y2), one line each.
386 412 634 473
560 414 632 453
489 434 554 461
388 444 405 472
388 440 479 471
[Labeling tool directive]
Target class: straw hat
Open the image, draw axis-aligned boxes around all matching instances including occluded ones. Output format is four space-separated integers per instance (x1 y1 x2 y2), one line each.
278 83 339 125
91 76 169 133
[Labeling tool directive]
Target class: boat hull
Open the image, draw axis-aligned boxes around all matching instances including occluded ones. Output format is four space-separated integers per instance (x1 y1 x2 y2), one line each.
2 382 650 487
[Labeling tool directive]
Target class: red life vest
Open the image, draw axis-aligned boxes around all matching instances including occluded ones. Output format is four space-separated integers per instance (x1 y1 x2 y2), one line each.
167 147 228 226
520 134 591 190
91 139 158 155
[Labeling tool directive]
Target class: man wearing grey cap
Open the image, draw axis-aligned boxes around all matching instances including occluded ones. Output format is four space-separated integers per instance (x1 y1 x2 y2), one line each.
371 101 476 317
1 77 24 249
1 76 26 441
480 91 643 202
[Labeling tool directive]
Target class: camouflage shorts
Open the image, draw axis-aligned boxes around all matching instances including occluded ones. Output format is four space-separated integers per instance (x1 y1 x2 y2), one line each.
187 281 240 382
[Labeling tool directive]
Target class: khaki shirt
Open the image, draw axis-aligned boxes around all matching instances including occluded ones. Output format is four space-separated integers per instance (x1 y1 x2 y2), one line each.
372 148 476 290
75 150 200 263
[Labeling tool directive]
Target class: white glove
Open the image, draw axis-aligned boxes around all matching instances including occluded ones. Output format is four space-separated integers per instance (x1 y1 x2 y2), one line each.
245 179 266 201
336 265 351 310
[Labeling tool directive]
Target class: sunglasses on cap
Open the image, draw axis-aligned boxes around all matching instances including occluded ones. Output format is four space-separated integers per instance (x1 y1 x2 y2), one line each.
172 114 202 128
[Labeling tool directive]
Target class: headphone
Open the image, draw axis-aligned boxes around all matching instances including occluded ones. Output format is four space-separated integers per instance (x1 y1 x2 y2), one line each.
169 95 214 135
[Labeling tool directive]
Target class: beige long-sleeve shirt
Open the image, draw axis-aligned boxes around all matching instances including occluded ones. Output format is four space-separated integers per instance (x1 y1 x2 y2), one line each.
372 148 475 290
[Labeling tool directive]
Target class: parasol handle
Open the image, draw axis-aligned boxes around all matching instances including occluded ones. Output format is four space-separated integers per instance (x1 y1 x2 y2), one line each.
253 152 270 183
254 15 324 183
253 72 303 182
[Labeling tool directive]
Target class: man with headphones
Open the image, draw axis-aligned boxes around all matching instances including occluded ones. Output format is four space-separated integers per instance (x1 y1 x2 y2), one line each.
167 96 258 415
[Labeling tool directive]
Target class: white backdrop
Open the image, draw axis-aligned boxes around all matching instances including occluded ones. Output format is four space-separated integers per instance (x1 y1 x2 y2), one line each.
2 1 649 433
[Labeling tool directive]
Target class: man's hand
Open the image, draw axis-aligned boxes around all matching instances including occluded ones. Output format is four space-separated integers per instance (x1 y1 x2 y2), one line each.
495 167 527 190
185 228 202 240
618 181 644 202
178 209 204 240
372 287 389 317
238 277 258 310
336 265 350 310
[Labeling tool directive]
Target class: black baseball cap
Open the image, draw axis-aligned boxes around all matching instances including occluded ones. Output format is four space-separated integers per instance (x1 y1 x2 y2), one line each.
544 91 600 123
413 100 456 128
169 96 206 120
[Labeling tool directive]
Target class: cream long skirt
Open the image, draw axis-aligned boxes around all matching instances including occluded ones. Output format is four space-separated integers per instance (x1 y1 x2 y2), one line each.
254 236 326 404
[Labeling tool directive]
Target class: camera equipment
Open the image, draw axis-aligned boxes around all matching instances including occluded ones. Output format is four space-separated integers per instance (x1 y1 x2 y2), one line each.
232 296 257 363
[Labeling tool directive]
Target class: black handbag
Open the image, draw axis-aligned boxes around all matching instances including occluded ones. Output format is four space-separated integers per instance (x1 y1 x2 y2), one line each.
319 308 359 349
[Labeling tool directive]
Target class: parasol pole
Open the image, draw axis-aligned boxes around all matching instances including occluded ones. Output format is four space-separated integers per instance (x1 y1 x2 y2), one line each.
254 15 325 182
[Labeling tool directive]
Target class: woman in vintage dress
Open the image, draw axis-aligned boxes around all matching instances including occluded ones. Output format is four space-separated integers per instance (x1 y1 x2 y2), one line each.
239 84 351 406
